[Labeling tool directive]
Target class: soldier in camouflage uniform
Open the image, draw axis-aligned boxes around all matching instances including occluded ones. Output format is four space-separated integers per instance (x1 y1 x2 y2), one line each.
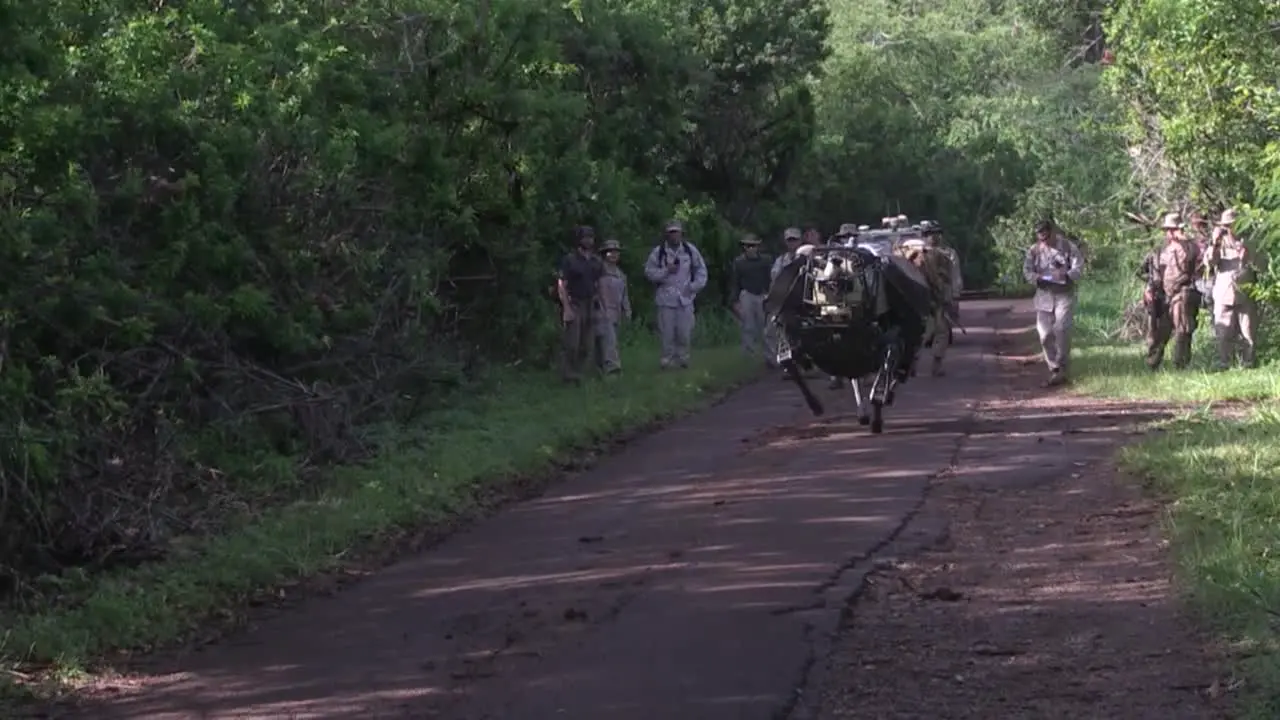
897 224 959 377
1022 219 1085 386
595 239 632 374
1144 213 1201 370
1189 211 1214 309
921 222 962 375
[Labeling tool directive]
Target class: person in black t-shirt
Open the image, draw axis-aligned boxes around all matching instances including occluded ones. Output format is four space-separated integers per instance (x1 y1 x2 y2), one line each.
556 226 604 382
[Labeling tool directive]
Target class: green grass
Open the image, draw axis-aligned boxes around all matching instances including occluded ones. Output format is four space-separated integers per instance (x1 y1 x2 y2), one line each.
1118 407 1280 719
1067 278 1280 402
1067 276 1280 716
0 313 759 682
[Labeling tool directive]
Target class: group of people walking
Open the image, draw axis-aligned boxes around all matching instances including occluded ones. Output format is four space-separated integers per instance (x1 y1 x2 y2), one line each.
552 208 1260 386
1020 208 1261 390
730 218 965 382
1140 209 1258 372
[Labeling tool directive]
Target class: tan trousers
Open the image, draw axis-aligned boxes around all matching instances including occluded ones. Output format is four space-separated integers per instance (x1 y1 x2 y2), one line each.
1213 299 1258 368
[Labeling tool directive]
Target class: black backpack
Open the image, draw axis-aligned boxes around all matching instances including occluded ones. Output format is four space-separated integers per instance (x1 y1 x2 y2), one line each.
657 242 705 273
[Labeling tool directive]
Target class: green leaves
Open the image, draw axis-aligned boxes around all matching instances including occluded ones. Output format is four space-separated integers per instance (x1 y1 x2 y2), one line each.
1105 0 1280 202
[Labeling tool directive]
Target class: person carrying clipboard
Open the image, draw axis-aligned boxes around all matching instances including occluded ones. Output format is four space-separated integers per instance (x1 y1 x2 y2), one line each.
1022 218 1086 387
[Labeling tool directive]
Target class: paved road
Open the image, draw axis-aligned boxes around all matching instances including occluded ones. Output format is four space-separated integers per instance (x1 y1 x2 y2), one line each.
74 300 1017 720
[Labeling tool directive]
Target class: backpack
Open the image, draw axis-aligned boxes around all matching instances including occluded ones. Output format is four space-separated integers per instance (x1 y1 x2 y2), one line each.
903 246 954 306
657 242 705 274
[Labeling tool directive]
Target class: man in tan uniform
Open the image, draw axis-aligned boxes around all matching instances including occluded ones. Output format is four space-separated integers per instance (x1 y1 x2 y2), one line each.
1144 213 1201 370
1206 208 1258 369
1022 219 1085 386
920 221 962 375
898 224 958 376
595 239 632 374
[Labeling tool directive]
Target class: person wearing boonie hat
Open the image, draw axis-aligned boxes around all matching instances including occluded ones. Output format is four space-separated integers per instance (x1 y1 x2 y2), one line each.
643 218 708 369
1144 212 1201 370
1022 217 1085 386
730 233 774 366
594 238 632 374
834 223 860 248
1206 208 1258 369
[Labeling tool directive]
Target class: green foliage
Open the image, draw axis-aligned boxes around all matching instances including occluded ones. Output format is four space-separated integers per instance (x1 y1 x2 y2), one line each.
0 0 827 596
1120 407 1280 719
1104 0 1280 360
789 0 1131 287
1105 0 1279 202
0 0 1140 630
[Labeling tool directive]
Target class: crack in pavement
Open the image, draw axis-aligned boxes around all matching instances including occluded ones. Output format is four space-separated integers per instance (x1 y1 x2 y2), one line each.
779 306 1010 720
62 301 1021 720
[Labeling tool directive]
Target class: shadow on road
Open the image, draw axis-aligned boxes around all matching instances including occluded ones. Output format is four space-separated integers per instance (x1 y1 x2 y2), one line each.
54 299 1202 720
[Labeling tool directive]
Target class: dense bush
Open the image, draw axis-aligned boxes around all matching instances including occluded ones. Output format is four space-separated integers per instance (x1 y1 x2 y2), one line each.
0 0 1136 599
1103 0 1280 342
0 0 837 596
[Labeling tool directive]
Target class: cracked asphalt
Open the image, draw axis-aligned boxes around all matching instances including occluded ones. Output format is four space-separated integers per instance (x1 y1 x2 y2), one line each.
68 300 1016 720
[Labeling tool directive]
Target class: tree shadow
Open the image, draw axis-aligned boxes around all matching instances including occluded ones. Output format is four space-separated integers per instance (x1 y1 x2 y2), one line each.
48 300 1196 720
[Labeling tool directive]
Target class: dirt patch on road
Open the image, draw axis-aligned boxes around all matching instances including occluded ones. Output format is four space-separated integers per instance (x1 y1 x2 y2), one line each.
807 308 1234 719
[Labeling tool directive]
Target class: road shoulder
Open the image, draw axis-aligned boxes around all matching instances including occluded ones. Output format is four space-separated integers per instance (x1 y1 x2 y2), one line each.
798 299 1233 719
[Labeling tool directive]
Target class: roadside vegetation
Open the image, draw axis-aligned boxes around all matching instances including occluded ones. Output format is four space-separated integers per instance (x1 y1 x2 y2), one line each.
1066 272 1280 717
1017 1 1280 709
2 316 757 673
1069 278 1280 403
3 0 1280 709
1065 14 1280 701
1119 410 1280 720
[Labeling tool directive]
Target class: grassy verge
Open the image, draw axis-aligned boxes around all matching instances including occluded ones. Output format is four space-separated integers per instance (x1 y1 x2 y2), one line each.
1118 407 1280 719
1065 277 1280 715
0 312 759 683
1067 278 1280 402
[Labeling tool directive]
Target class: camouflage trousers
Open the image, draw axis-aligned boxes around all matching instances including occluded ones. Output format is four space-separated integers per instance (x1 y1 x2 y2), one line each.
596 318 622 373
926 307 952 361
1146 290 1198 369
